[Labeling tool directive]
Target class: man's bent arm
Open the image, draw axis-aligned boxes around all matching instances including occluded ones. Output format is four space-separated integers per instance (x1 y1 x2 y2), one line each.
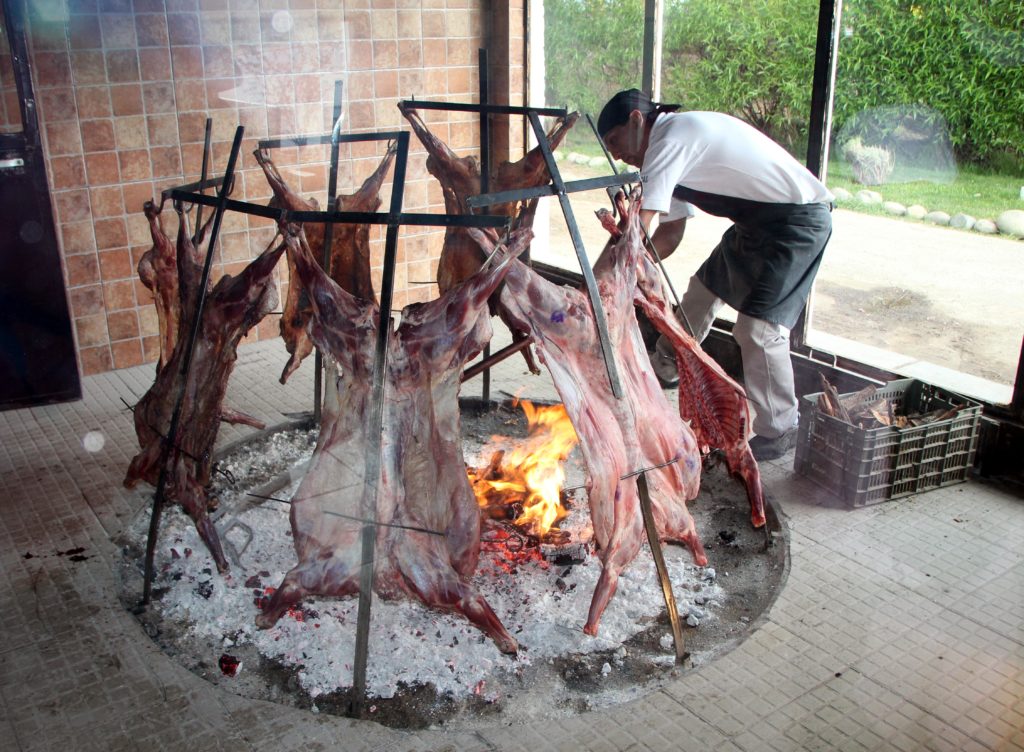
641 210 686 261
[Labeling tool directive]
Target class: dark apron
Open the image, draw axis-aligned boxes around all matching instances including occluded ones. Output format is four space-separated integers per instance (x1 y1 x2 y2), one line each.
674 186 833 330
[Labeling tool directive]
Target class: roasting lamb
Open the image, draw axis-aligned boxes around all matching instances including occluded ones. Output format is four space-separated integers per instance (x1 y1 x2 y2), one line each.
256 224 532 654
254 144 397 383
497 191 707 636
399 103 579 373
596 205 766 528
126 201 285 572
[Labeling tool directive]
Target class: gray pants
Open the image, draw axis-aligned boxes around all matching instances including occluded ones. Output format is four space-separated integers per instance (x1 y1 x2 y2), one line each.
657 276 799 439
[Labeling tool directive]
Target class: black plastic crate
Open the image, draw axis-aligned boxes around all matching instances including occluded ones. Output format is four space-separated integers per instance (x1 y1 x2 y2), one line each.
794 379 982 507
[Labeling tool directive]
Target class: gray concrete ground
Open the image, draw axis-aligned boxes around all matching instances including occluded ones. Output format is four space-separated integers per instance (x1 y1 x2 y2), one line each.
1 333 1021 751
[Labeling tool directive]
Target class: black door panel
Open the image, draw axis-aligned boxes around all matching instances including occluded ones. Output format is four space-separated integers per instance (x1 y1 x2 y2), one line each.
0 0 80 409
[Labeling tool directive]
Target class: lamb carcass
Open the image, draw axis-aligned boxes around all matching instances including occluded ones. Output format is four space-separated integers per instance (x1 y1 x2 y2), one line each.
595 205 766 529
256 224 531 655
254 144 396 383
126 201 285 571
398 103 579 373
497 192 706 637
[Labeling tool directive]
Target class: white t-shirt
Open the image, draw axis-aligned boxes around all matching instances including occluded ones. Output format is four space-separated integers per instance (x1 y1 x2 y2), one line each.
640 112 834 221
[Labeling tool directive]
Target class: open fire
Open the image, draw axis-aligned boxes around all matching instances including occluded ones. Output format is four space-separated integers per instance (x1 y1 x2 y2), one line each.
468 400 579 539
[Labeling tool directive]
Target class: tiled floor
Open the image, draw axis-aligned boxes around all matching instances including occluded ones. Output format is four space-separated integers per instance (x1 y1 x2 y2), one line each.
0 337 1021 752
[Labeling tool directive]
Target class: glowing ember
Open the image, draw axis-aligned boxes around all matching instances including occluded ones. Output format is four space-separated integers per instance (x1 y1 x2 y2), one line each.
468 401 578 537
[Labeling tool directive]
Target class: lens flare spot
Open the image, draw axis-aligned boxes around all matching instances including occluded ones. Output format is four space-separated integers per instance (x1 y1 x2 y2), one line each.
82 431 105 453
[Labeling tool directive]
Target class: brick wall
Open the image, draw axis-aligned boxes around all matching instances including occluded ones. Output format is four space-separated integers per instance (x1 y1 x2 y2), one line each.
22 0 528 377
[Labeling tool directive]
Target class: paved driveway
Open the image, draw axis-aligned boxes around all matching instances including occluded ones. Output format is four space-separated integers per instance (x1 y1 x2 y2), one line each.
536 192 1022 400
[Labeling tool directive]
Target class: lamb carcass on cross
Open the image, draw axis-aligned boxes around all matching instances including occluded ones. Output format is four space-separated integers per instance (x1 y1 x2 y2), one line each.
596 203 766 529
399 102 580 372
254 144 397 383
256 223 533 655
126 200 285 572
497 190 707 636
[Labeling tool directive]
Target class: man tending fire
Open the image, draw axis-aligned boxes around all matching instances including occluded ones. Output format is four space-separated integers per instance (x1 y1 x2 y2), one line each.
597 88 835 461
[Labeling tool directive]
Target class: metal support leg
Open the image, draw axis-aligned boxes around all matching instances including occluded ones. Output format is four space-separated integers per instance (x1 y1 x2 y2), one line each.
478 48 493 405
349 131 411 719
526 111 624 398
636 472 687 664
313 81 346 425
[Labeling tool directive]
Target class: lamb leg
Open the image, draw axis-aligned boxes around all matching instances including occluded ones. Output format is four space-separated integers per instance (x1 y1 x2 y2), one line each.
257 559 360 628
252 148 320 383
392 533 518 654
584 505 644 636
138 200 179 371
329 141 397 301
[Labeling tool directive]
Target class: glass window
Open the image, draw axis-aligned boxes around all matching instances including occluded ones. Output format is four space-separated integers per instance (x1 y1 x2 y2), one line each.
531 0 646 269
531 0 1022 405
809 1 1022 404
534 0 821 325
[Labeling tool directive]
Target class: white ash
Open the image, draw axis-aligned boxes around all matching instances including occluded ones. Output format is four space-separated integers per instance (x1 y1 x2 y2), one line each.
211 427 318 501
136 430 724 704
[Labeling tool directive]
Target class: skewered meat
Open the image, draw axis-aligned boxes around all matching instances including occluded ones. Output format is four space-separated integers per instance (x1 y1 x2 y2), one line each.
497 192 706 636
398 103 578 288
256 224 532 655
635 258 766 528
126 201 285 571
398 103 579 373
254 145 396 383
596 205 766 529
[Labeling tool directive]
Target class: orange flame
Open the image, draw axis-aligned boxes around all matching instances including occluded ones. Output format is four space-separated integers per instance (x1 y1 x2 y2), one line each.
469 401 578 537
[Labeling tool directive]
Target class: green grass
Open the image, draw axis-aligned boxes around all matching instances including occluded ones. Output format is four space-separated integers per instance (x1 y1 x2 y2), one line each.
825 160 1021 220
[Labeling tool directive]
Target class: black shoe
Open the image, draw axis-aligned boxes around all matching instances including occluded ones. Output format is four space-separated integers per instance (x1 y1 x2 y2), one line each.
648 349 679 389
748 426 799 461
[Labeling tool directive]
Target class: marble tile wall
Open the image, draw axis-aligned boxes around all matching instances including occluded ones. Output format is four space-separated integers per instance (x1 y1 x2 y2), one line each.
24 0 509 375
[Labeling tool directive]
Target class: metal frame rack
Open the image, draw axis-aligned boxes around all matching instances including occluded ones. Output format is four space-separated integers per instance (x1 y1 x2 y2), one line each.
137 58 693 718
137 94 508 716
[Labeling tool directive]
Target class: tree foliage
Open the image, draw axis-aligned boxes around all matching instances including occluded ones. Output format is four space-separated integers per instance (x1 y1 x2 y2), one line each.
543 0 1024 168
661 0 817 151
836 0 1024 166
542 0 646 121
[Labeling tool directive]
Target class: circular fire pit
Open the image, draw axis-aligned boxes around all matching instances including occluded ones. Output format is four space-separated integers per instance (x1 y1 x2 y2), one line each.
118 399 788 730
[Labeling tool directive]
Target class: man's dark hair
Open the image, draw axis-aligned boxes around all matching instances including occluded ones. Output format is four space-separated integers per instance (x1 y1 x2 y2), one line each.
597 89 679 137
